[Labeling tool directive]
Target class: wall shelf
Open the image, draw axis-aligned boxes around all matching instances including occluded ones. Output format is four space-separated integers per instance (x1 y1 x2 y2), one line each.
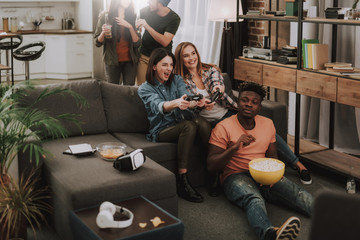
239 15 298 22
303 17 360 26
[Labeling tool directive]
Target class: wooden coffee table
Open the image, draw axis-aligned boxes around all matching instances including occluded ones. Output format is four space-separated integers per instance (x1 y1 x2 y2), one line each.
69 196 184 240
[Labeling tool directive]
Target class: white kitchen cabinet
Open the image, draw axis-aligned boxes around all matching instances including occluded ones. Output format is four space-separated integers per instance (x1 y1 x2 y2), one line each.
45 34 93 79
1 33 93 82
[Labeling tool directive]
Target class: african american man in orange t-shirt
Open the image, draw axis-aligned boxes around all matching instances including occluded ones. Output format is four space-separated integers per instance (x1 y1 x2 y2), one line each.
207 82 313 240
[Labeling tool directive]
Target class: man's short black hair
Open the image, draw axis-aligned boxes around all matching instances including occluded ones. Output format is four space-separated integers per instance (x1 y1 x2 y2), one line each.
238 82 267 101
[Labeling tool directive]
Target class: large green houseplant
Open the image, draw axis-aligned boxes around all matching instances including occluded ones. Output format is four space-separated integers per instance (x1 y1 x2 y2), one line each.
0 82 85 177
0 81 85 239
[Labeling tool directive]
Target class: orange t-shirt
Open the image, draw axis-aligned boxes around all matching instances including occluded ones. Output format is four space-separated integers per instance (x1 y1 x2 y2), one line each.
209 114 276 183
116 26 131 62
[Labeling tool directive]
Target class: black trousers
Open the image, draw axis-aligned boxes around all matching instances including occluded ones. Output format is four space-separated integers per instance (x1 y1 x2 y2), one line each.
158 116 211 169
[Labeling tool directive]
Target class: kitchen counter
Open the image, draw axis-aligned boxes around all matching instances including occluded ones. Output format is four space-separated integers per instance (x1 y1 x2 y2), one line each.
15 29 93 35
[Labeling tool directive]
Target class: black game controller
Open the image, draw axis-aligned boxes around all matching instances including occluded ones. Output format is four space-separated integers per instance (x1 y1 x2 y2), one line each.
185 94 203 101
210 89 222 102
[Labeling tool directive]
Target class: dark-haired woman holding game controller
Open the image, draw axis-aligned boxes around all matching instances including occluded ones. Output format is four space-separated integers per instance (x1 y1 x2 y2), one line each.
138 47 212 203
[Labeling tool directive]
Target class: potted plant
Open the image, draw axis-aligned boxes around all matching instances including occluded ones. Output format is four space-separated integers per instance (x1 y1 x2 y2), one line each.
353 0 359 9
0 81 85 239
0 168 51 240
346 0 360 19
0 82 85 179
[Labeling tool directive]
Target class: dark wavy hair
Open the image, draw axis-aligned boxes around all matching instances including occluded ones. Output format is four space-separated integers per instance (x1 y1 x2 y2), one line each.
238 82 267 101
146 48 176 86
108 0 136 42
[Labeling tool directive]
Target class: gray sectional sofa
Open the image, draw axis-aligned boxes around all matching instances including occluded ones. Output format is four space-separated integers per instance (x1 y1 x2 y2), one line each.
18 77 287 239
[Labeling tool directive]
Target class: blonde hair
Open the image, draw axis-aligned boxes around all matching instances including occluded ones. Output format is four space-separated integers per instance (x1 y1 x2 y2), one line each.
174 42 203 81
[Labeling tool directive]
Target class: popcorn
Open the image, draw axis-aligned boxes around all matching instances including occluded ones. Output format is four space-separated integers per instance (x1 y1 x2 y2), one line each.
250 159 283 172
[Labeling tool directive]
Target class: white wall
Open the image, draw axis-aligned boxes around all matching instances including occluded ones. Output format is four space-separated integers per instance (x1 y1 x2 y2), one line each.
75 0 93 31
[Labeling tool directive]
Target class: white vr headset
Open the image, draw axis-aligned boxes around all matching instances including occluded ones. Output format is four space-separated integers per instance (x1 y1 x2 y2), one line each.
96 201 134 229
113 149 146 171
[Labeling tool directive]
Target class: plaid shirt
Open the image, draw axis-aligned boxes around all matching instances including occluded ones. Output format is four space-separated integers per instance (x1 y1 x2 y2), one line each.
184 67 237 110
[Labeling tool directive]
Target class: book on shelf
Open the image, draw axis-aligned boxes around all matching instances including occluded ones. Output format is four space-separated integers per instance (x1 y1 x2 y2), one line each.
247 10 261 15
324 62 352 68
312 44 329 70
307 43 315 69
302 42 329 70
326 67 354 73
302 39 319 68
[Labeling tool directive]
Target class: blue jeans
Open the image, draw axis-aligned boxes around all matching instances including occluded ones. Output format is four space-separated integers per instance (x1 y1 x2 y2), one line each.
276 134 299 167
223 173 313 240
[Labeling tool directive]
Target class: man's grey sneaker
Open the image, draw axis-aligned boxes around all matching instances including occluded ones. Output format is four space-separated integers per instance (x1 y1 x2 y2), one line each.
275 216 301 240
299 169 312 185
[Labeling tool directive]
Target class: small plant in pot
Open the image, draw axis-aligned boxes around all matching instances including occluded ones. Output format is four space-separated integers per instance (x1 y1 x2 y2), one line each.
353 0 359 9
0 81 86 239
0 168 51 240
349 0 360 19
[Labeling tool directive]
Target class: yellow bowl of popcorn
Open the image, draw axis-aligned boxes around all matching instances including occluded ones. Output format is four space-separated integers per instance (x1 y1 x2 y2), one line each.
249 158 285 185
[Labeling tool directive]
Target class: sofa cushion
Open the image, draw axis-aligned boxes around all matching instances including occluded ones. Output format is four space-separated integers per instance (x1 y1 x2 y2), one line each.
21 80 107 137
260 100 287 142
100 82 149 133
112 132 177 172
112 132 207 187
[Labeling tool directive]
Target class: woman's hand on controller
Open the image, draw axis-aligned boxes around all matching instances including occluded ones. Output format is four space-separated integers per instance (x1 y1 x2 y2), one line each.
178 94 191 110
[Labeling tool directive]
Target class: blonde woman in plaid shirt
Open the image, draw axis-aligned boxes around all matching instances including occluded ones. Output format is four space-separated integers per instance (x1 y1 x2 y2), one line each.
174 42 238 128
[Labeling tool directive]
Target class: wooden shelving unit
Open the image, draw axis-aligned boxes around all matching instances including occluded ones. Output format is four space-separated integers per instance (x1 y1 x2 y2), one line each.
235 1 360 181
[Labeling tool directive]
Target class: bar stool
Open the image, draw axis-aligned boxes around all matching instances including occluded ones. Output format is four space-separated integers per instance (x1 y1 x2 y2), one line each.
13 41 46 81
0 35 23 83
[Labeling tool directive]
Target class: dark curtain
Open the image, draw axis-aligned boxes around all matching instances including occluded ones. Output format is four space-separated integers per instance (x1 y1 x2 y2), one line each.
219 0 248 88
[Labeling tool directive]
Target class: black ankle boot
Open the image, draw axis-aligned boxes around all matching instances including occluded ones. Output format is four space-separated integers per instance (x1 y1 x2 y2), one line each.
208 172 222 197
177 173 203 203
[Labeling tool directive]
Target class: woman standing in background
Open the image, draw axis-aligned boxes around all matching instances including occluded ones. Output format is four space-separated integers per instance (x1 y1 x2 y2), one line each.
94 0 141 85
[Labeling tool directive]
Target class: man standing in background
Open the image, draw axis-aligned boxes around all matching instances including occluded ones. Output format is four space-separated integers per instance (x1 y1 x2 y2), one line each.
135 0 180 85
